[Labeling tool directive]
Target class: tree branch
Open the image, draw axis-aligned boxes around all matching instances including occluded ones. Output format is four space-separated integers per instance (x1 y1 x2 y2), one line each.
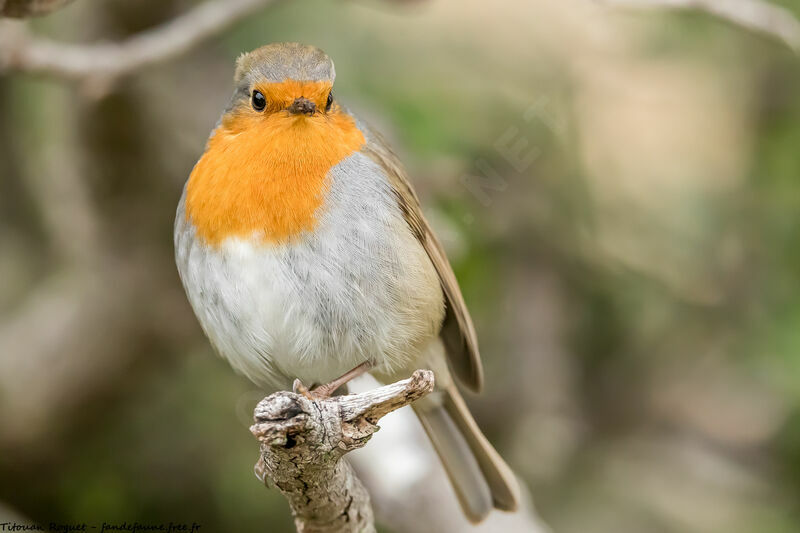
0 0 281 86
0 0 74 18
250 370 435 533
598 0 800 52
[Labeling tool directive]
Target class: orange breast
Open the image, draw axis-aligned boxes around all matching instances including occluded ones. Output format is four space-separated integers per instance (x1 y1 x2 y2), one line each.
185 90 365 246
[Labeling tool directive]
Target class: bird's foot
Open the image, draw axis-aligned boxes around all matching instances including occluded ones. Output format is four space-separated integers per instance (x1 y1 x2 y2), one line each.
292 379 324 400
293 360 375 401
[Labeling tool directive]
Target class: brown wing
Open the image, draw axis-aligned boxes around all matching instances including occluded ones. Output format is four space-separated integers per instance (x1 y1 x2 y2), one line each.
361 135 484 392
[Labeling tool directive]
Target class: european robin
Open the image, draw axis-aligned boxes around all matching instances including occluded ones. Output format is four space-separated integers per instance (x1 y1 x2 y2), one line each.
174 42 519 522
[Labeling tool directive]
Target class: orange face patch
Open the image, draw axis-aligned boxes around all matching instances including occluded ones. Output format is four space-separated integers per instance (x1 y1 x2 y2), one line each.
185 80 365 246
254 79 333 113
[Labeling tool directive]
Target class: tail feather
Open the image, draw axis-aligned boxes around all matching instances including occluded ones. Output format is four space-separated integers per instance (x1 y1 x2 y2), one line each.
414 385 520 522
444 385 520 511
416 405 493 522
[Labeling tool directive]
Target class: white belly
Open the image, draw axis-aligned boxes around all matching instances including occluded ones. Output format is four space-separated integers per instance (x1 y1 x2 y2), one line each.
175 151 444 389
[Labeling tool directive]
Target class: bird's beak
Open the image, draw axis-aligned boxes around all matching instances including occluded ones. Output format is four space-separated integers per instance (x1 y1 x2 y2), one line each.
287 97 316 116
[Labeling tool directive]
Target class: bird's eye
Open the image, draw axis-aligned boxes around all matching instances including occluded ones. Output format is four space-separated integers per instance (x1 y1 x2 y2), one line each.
325 91 333 112
252 90 266 111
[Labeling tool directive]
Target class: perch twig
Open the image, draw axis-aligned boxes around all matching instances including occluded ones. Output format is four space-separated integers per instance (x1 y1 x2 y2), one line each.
250 369 434 533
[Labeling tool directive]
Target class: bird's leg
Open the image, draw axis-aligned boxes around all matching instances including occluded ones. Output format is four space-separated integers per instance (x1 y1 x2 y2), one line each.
312 360 374 397
293 360 375 400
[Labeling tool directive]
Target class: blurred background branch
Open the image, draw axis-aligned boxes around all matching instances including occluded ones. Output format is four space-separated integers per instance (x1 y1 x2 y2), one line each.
599 0 800 51
0 0 74 18
0 0 281 94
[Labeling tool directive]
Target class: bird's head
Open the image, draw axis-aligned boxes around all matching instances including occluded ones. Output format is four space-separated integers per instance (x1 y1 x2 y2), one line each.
185 43 366 247
226 42 337 125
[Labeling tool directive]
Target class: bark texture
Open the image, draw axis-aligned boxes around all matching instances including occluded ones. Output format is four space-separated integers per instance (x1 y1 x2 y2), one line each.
250 370 435 533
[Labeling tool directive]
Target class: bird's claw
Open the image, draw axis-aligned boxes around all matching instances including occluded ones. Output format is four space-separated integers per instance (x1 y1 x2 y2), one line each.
292 378 332 401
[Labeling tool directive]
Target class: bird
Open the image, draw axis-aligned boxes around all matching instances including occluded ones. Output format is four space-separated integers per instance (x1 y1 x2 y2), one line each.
174 42 519 523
